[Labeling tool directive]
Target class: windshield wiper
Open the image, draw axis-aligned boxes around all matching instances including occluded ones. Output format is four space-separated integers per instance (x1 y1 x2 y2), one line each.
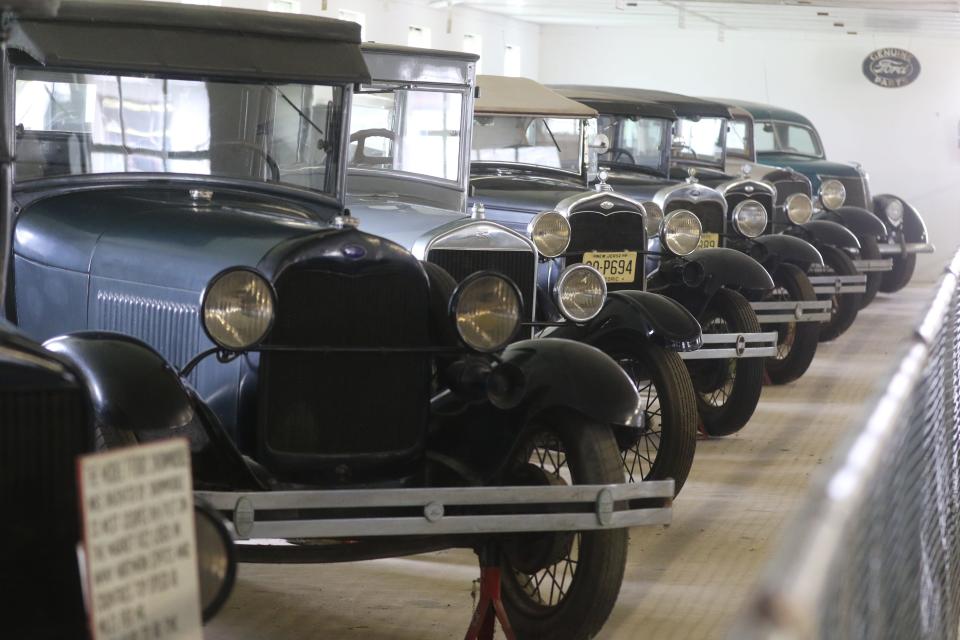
541 118 562 154
278 88 327 146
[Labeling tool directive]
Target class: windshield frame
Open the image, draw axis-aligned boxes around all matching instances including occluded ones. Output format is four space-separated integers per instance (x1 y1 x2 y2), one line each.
11 64 352 205
471 113 587 180
347 81 472 194
754 119 826 160
670 115 728 169
725 115 755 162
595 113 673 178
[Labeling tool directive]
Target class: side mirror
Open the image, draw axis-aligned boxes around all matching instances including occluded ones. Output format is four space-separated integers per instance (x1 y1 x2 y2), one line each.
194 500 237 622
588 133 610 154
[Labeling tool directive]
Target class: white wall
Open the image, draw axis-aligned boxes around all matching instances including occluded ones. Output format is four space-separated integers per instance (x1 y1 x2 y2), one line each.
215 0 540 78
539 26 960 282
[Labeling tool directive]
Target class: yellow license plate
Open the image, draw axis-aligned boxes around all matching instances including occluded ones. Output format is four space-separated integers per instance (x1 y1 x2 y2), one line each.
697 232 720 250
582 251 638 284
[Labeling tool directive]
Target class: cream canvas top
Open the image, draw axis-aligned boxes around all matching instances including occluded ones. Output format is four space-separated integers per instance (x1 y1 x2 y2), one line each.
475 75 597 118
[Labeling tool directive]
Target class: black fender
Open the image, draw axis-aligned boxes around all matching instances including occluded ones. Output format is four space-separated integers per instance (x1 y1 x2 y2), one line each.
817 206 887 239
752 234 824 271
788 219 861 250
491 338 640 427
874 194 928 243
665 247 774 294
546 290 702 352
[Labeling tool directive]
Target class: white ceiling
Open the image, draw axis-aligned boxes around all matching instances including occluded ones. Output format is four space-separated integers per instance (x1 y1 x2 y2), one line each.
429 1 960 36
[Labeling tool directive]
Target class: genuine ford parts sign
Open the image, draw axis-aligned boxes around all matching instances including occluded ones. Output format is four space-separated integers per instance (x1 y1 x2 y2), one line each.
863 48 920 88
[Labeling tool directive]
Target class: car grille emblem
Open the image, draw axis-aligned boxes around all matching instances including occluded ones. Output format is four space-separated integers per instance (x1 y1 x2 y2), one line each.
745 185 755 193
343 244 366 259
475 230 490 239
600 200 614 210
691 189 701 199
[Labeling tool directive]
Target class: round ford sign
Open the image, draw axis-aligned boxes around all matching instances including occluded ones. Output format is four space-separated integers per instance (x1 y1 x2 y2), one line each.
863 48 920 88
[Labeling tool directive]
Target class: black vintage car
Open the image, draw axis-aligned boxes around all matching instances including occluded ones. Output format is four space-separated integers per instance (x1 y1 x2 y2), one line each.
5 4 673 639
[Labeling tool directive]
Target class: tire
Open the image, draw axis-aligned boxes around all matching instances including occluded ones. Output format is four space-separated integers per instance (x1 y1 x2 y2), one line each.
764 264 820 385
817 245 861 342
595 336 697 495
499 414 628 640
686 288 764 437
880 253 917 293
857 234 882 308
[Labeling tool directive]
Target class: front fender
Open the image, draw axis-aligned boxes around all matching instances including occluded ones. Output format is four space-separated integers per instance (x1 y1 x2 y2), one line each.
680 248 774 294
789 219 861 250
495 338 639 427
874 194 928 243
753 234 824 271
546 290 702 352
818 206 888 239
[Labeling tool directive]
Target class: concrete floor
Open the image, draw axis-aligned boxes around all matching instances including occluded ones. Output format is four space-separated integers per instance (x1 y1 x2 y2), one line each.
207 285 930 640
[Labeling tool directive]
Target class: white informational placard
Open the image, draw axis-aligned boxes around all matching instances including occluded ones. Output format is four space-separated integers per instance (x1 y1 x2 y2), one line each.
78 438 202 640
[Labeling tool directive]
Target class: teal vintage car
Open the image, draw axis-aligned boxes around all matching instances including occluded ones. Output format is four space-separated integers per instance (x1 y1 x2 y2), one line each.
726 101 934 295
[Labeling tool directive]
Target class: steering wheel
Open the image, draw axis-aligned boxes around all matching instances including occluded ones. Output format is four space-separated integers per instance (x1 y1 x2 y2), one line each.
350 128 396 166
672 143 699 160
606 147 636 164
208 141 280 182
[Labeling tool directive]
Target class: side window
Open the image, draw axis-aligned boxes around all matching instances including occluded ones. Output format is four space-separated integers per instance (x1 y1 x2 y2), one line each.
784 126 818 155
727 119 749 158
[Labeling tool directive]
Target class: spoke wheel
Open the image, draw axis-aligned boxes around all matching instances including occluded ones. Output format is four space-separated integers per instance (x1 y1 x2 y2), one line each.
816 245 861 342
500 415 628 640
764 263 821 384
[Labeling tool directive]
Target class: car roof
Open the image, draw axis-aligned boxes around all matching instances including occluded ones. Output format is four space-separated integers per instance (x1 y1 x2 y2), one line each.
549 85 678 120
569 88 730 119
361 43 477 87
475 75 597 118
721 99 816 128
9 0 370 84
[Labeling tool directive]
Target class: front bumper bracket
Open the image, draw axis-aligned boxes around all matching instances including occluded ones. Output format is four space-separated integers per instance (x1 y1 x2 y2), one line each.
750 300 832 324
678 332 778 360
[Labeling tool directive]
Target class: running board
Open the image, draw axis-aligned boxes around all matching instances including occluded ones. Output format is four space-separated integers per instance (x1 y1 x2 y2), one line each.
196 481 674 540
751 300 832 324
852 258 893 272
807 274 867 295
878 242 935 256
679 332 778 360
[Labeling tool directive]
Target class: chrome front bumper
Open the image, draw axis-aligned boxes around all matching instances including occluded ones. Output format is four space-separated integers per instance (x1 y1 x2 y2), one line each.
806 266 868 296
878 242 935 256
196 481 673 540
852 258 893 272
751 300 832 324
678 332 778 360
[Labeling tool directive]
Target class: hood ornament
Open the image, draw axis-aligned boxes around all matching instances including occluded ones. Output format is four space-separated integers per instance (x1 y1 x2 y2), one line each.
333 209 360 229
740 164 752 177
595 169 614 192
470 202 486 220
685 167 699 184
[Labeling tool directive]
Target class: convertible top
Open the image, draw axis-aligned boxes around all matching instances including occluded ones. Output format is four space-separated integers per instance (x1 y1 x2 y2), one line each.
8 0 370 84
722 99 816 128
475 75 597 118
591 88 731 119
362 43 477 87
549 85 678 121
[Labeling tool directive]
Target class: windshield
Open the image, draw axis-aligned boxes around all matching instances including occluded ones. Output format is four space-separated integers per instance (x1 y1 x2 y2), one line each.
672 117 725 165
349 87 465 183
754 120 824 158
595 114 670 175
14 69 344 194
726 117 753 160
471 115 583 174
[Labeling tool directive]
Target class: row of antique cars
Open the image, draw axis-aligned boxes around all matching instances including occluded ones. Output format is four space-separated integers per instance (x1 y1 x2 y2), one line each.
3 2 933 638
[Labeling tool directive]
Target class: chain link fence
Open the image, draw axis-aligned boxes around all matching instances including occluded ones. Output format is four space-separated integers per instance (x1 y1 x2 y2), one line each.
732 249 960 640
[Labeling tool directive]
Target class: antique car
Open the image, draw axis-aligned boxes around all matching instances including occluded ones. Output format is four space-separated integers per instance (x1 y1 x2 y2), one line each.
348 45 702 493
1 8 236 634
728 100 934 296
552 87 841 383
472 76 777 438
6 5 674 639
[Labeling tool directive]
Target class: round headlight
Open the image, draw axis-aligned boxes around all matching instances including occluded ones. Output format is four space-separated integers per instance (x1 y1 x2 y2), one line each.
643 201 664 237
528 210 571 258
554 264 606 323
452 273 522 352
820 179 846 210
202 269 275 350
662 209 702 256
785 193 814 225
885 199 904 227
733 199 768 238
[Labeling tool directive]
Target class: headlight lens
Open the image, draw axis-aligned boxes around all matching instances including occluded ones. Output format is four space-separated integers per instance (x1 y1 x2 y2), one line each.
453 273 522 352
885 199 904 226
554 264 606 322
202 269 275 350
820 179 846 210
528 210 571 258
643 201 664 237
662 209 702 256
733 199 768 238
785 193 814 225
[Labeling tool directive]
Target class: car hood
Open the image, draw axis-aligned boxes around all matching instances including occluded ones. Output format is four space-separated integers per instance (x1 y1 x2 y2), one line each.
756 153 862 179
470 174 587 213
15 185 333 291
346 194 467 251
602 172 676 202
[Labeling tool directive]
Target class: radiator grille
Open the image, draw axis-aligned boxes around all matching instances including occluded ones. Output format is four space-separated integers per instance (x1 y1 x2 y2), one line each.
726 191 775 236
426 248 536 321
261 265 432 464
567 209 647 291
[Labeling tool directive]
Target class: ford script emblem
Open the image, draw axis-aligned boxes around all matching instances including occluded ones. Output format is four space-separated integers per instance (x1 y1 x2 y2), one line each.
343 244 366 259
600 200 614 210
863 48 920 88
